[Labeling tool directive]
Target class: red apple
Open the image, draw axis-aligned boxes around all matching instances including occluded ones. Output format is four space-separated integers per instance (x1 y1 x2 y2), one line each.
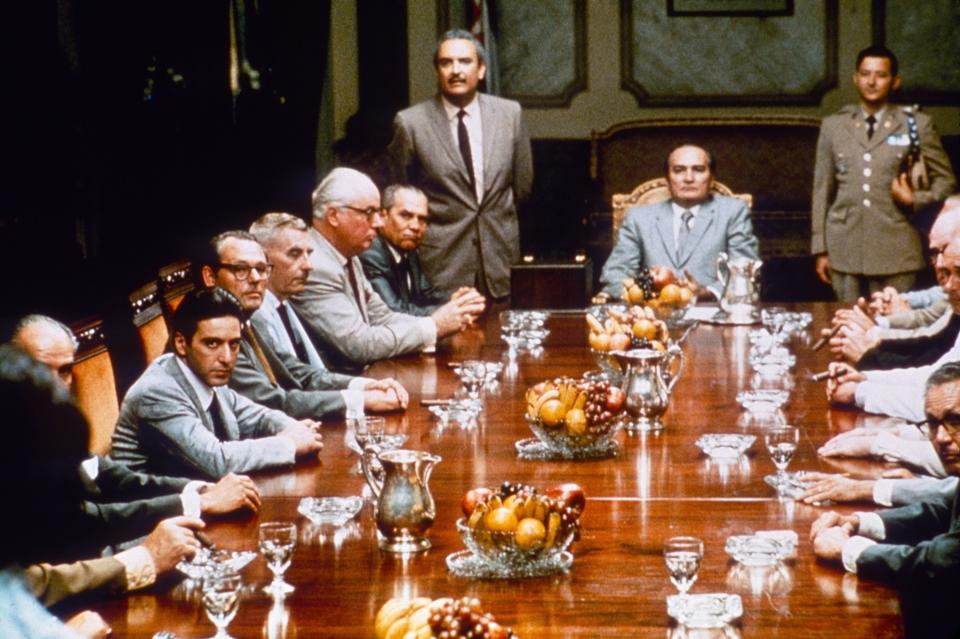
461 487 493 516
650 265 677 292
605 386 625 413
546 482 586 513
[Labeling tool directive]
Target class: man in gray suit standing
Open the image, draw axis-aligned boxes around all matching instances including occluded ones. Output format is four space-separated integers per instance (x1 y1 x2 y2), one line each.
387 29 533 300
292 168 485 370
600 144 759 300
811 361 960 638
111 288 324 480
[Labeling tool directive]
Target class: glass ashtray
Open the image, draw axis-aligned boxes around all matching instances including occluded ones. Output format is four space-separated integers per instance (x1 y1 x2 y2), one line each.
176 547 256 581
428 400 482 427
725 530 797 566
667 593 743 629
298 496 363 526
695 434 755 459
736 389 789 414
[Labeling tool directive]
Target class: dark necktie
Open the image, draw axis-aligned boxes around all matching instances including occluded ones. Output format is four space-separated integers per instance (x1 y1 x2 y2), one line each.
208 393 228 441
676 209 694 261
397 254 412 300
866 114 876 140
278 302 309 363
347 260 367 321
457 109 476 193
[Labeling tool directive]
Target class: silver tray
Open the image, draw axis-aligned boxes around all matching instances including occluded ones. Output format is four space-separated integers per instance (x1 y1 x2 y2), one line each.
446 549 573 579
515 437 619 460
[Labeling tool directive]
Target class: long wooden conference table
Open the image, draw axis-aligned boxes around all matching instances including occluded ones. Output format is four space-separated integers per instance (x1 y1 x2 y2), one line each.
88 303 905 638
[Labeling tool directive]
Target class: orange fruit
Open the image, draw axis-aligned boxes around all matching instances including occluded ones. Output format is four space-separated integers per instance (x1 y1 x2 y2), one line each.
539 399 565 426
609 332 631 351
627 285 646 304
485 507 519 533
589 331 611 352
659 283 681 307
632 318 657 341
514 517 546 550
678 285 693 306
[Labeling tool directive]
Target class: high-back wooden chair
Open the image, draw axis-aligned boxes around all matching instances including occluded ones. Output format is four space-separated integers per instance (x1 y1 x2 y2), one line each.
71 318 120 456
611 178 754 239
158 260 194 313
129 280 169 365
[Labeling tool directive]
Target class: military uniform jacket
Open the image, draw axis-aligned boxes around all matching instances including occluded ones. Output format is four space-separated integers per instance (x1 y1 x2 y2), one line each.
811 104 956 275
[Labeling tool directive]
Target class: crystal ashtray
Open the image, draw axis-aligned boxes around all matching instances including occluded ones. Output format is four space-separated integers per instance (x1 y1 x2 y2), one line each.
298 496 363 526
428 399 482 426
736 389 789 413
694 434 755 459
763 472 806 499
176 547 256 581
667 593 743 628
725 530 797 566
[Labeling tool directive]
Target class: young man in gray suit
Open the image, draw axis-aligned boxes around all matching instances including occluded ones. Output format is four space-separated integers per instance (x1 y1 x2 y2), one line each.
600 144 759 300
291 167 485 370
202 227 408 418
387 29 533 300
111 288 323 480
812 362 960 638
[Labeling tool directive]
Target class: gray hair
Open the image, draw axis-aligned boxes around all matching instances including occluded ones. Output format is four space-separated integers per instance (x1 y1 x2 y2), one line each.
311 167 378 220
927 362 960 392
249 212 308 247
434 28 487 67
382 184 427 210
12 315 78 353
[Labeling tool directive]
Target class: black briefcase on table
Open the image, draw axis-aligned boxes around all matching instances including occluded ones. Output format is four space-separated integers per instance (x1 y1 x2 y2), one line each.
510 257 593 310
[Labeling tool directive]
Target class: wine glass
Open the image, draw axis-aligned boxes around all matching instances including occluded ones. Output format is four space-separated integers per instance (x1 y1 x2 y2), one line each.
765 425 800 489
347 416 385 474
459 360 488 401
664 536 704 597
202 570 242 638
259 522 297 596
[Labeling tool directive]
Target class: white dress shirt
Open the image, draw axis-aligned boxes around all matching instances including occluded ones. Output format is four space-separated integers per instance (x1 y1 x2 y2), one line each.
671 202 701 249
443 95 484 201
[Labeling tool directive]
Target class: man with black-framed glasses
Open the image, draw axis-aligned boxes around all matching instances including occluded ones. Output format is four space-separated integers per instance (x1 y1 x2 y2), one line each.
292 167 485 370
812 361 960 638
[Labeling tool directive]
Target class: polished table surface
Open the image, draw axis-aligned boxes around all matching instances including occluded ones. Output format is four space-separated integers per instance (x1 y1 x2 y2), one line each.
87 304 905 638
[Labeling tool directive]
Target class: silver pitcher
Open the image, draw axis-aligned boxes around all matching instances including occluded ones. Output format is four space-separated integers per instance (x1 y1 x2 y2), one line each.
362 449 441 553
716 252 763 322
612 346 685 432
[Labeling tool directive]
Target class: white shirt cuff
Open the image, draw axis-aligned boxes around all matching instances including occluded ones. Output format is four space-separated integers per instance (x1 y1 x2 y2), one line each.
842 536 878 573
180 480 211 517
80 456 100 481
854 511 886 540
872 479 895 507
114 545 157 590
341 390 365 419
875 315 890 328
420 317 438 351
348 377 374 391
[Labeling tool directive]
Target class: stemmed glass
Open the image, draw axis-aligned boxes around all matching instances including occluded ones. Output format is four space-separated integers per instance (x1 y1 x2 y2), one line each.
765 426 800 491
459 360 488 402
664 536 704 597
347 416 385 474
259 522 297 596
202 570 242 638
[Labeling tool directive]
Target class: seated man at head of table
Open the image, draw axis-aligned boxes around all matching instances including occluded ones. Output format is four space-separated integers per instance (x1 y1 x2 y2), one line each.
360 184 485 316
110 287 324 480
11 315 260 609
290 167 486 371
599 143 759 301
812 362 960 639
199 227 408 419
827 232 960 422
825 199 960 369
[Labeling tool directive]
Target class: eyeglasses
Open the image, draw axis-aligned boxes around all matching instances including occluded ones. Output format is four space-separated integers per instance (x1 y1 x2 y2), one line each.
218 262 273 280
917 415 960 438
340 204 384 220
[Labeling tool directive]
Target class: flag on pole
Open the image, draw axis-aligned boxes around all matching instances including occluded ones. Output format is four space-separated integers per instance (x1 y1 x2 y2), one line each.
468 0 499 96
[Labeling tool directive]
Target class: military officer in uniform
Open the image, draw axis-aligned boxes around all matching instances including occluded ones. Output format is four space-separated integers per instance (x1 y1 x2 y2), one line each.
812 45 955 303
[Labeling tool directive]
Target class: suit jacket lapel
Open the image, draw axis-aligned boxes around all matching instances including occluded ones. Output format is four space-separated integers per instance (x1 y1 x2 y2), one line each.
654 203 678 268
428 97 472 193
163 355 228 437
678 201 716 267
211 388 241 441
